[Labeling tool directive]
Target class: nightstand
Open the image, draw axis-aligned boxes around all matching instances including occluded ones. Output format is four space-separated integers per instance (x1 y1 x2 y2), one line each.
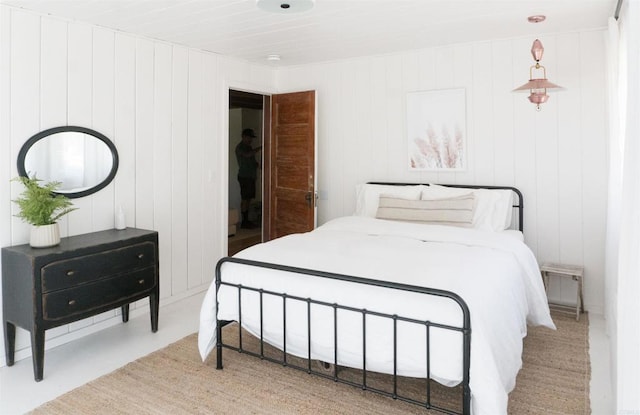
540 262 584 321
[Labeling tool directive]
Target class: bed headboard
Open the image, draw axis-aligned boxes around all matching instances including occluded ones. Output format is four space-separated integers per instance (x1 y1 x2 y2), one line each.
367 182 524 232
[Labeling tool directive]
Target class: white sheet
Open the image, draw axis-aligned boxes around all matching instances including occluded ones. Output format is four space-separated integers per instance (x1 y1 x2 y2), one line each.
198 216 554 415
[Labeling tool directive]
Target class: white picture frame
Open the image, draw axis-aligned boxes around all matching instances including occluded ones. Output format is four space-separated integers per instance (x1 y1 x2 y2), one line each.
407 88 466 171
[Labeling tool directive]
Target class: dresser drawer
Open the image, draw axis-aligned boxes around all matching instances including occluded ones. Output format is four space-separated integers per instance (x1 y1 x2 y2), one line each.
42 267 156 321
41 242 156 292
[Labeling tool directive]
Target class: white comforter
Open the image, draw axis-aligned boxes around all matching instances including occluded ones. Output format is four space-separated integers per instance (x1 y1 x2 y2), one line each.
198 216 554 415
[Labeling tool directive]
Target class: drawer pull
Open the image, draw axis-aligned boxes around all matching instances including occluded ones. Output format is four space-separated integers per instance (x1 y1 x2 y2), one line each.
138 279 145 285
137 253 145 259
66 270 75 276
68 299 76 306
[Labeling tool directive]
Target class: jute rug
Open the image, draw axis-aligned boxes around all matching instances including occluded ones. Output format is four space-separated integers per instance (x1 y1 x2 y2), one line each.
30 311 590 414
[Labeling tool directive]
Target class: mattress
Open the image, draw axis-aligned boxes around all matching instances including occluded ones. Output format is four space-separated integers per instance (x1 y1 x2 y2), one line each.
198 216 554 415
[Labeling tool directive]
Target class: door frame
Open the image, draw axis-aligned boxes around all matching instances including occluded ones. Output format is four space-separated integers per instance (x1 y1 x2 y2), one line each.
223 82 273 256
222 84 318 255
262 94 272 240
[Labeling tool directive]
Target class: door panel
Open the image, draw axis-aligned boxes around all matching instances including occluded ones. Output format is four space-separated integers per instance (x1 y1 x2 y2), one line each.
267 91 315 240
274 131 311 189
262 95 272 240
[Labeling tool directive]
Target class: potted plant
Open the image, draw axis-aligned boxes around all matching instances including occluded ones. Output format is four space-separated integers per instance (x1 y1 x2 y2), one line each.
12 175 77 248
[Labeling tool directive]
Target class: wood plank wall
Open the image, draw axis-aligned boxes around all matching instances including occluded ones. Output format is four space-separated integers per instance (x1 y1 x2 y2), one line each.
0 5 275 363
276 31 608 314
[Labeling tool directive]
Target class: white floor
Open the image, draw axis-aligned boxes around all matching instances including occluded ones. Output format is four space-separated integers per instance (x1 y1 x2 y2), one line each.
0 293 613 415
0 292 205 415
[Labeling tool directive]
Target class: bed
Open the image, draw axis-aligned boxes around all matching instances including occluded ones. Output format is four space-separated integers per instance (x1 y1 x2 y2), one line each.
198 183 554 415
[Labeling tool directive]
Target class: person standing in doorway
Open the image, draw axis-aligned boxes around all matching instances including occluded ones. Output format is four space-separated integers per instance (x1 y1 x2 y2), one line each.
235 128 262 229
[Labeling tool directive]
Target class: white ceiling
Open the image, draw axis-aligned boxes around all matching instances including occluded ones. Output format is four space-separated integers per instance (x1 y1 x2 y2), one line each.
1 0 616 66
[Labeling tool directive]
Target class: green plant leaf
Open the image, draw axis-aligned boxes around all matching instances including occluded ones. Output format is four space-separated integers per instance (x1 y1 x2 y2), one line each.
11 175 77 226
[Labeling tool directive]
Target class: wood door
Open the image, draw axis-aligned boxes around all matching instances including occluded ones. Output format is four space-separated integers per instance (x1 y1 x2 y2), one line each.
265 91 316 240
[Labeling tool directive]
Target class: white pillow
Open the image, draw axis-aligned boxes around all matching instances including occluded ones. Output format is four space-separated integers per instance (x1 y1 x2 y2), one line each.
494 189 514 230
354 184 423 217
422 185 513 231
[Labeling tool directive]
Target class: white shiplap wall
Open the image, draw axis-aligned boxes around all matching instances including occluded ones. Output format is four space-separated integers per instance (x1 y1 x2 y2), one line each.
0 5 275 364
276 30 608 314
0 3 608 365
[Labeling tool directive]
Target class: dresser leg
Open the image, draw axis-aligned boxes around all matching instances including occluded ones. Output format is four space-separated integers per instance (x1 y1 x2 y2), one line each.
4 321 15 366
121 304 130 322
31 328 45 382
150 292 159 333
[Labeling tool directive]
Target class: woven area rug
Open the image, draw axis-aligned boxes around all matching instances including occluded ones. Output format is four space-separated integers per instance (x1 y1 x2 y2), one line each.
30 311 590 414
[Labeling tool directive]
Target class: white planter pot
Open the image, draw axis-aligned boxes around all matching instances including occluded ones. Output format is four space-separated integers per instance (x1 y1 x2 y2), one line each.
30 223 60 248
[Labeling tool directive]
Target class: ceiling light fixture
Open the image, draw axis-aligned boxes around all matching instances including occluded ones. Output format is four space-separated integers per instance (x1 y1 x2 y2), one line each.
513 39 562 111
267 54 281 61
527 15 546 23
256 0 315 13
512 16 562 111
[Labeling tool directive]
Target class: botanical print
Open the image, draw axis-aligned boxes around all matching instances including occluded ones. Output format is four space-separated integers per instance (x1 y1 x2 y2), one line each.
407 88 466 171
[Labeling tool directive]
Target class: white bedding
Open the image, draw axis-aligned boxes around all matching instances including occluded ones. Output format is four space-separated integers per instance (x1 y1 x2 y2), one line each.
198 216 554 415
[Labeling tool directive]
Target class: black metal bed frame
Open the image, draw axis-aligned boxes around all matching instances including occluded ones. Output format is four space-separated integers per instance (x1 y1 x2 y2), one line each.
215 258 471 414
215 183 524 415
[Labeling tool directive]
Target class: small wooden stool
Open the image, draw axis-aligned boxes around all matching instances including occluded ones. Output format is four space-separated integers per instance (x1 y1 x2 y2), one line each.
540 262 584 321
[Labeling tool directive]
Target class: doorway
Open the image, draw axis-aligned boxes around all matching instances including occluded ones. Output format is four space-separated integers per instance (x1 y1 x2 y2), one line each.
227 89 317 256
228 90 265 256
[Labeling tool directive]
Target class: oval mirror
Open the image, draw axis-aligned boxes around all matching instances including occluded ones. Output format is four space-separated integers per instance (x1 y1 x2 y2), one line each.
17 126 119 199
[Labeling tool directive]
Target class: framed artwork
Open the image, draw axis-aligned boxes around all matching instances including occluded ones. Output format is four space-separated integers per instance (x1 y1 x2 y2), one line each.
407 88 466 171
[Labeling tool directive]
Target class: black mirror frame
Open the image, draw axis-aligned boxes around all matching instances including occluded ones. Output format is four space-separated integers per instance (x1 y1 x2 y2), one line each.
17 126 119 199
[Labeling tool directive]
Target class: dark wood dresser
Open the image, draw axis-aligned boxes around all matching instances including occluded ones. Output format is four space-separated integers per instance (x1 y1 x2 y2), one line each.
2 228 159 381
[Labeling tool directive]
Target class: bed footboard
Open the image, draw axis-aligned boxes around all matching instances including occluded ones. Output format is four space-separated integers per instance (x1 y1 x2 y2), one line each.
215 257 471 415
